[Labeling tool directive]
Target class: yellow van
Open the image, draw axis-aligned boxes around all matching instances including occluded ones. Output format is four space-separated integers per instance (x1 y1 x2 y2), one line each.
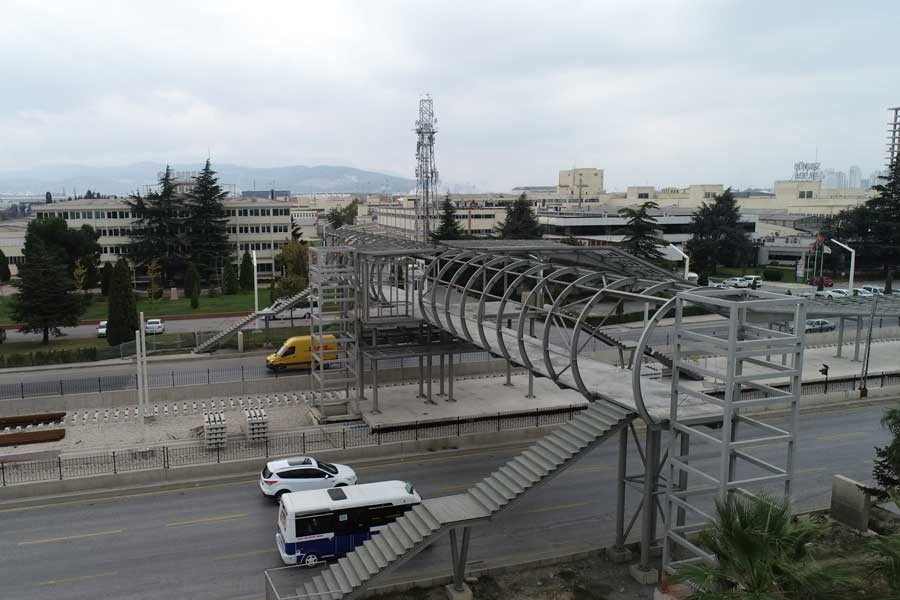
266 335 338 372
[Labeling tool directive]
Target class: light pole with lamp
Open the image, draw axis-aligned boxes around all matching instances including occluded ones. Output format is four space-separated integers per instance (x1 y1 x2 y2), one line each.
667 244 691 280
252 250 259 329
830 238 855 294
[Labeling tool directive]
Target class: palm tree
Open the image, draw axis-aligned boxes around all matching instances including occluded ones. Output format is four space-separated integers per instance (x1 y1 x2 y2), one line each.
674 494 864 599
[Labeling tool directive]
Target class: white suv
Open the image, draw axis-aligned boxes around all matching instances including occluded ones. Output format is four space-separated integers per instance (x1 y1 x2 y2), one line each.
260 456 357 499
144 318 165 334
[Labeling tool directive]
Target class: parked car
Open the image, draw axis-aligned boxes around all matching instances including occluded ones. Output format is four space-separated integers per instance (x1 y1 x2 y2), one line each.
97 320 108 337
144 318 165 334
722 277 751 288
807 276 833 287
742 275 763 287
822 289 850 299
260 456 358 499
801 319 836 333
853 288 876 297
862 285 885 295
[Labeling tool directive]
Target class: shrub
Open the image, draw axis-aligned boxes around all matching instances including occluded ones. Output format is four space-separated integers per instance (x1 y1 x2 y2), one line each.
763 269 784 281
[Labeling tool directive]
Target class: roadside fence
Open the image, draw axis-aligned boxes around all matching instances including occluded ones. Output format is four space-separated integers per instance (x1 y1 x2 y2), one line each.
0 405 581 487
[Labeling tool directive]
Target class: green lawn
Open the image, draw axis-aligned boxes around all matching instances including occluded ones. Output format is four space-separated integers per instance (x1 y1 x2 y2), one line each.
0 291 258 325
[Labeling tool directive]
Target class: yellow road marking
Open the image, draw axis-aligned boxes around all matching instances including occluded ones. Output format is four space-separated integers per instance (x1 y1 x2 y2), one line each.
39 571 117 586
524 501 588 515
217 548 279 560
0 479 258 514
167 513 248 528
19 529 123 546
815 432 867 442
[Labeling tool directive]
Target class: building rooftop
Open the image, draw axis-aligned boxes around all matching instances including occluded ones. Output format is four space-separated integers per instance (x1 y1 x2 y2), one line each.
32 196 296 209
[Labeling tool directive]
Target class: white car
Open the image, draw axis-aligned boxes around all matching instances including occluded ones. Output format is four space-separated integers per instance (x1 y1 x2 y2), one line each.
742 275 763 287
260 456 358 499
853 288 875 297
862 285 885 295
722 277 751 288
144 318 165 334
822 289 850 299
97 320 108 337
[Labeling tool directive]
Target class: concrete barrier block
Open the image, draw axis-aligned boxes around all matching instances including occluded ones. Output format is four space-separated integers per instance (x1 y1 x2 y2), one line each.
830 474 871 531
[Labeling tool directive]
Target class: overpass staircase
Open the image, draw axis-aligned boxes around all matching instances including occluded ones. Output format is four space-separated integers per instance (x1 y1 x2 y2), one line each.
193 288 312 354
294 400 635 599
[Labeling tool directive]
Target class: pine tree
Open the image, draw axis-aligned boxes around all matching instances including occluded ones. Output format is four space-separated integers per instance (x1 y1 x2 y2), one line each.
617 201 666 261
106 259 139 346
185 263 200 308
127 166 187 286
685 188 751 274
223 261 239 295
9 225 83 344
185 159 231 285
0 249 10 289
496 193 543 239
239 250 254 291
432 194 464 240
184 262 196 299
100 262 114 297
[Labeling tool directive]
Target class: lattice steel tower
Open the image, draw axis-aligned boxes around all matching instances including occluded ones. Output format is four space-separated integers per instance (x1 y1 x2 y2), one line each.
888 107 900 168
415 95 439 241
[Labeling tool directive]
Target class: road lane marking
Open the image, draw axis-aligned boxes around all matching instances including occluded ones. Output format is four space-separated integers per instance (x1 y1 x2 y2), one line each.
39 571 117 586
356 446 532 472
797 466 829 474
815 432 867 442
435 482 474 492
217 548 279 560
524 502 588 515
19 529 124 546
567 465 612 474
167 512 248 528
0 479 258 514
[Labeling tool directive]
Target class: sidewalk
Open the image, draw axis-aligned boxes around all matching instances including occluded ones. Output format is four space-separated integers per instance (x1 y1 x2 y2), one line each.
0 348 271 375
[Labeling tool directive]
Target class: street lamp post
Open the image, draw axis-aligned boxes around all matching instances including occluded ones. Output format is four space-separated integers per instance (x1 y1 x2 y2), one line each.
831 239 856 294
667 244 691 280
252 250 259 329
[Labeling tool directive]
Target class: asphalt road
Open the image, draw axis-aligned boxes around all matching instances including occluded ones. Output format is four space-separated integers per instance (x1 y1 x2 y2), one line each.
0 402 890 600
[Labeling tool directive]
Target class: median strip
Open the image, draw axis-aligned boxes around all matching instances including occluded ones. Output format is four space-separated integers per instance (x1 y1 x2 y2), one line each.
524 501 588 515
19 529 124 546
39 571 117 586
167 512 248 528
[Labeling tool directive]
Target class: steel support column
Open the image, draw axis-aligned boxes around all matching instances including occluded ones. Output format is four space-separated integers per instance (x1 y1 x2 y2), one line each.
836 316 845 358
614 425 628 551
448 353 455 402
449 527 472 593
639 426 662 571
372 360 380 414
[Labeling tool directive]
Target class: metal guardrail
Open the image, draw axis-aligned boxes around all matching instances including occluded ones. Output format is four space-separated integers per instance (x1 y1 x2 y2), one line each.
0 405 581 487
0 352 496 401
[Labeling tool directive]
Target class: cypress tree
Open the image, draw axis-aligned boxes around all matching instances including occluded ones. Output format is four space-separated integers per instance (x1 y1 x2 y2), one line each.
223 261 239 295
185 159 231 284
100 262 114 297
432 194 464 240
188 263 201 309
10 227 83 344
239 250 254 291
496 193 543 239
106 259 139 346
127 166 187 286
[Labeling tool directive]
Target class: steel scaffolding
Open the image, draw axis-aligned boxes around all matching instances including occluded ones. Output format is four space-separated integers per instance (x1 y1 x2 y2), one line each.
661 288 807 573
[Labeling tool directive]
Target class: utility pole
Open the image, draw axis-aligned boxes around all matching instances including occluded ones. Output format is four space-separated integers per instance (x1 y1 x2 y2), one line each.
831 239 855 294
576 172 587 207
252 250 259 329
668 244 691 280
860 294 879 397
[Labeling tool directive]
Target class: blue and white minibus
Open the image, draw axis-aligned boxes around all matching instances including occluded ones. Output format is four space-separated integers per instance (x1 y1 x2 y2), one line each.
276 480 421 567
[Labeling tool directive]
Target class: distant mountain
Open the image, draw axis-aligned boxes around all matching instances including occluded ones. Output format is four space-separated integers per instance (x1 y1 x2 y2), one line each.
0 162 416 196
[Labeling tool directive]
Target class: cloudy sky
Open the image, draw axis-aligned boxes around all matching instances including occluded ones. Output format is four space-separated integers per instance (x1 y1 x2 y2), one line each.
1 1 898 191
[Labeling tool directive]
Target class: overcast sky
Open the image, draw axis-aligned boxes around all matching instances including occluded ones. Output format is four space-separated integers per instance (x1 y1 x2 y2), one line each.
1 1 898 191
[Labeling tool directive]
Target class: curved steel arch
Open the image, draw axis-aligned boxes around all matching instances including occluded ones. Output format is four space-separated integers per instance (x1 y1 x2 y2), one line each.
514 266 581 373
494 263 554 362
475 259 533 351
456 255 518 344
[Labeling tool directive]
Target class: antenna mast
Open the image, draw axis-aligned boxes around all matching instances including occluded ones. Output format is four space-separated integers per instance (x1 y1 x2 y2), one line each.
415 95 439 241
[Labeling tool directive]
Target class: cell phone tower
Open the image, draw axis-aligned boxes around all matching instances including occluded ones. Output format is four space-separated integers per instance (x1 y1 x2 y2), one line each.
415 95 439 241
888 106 900 168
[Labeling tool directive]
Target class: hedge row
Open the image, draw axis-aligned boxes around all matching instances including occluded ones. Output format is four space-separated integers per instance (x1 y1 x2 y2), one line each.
0 347 99 368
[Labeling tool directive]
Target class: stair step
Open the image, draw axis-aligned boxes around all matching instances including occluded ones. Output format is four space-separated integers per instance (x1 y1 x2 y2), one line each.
476 481 509 506
397 516 424 544
499 464 533 488
363 539 389 568
539 438 575 459
510 456 545 480
569 417 604 438
388 522 415 549
468 487 500 513
355 545 379 575
573 412 611 431
404 509 434 536
329 564 353 594
379 527 406 555
482 475 519 504
491 470 525 495
337 557 361 587
557 427 592 446
522 449 557 470
313 576 335 600
322 569 344 598
412 504 441 530
588 403 627 423
549 431 583 452
372 532 397 562
303 581 318 599
347 551 372 581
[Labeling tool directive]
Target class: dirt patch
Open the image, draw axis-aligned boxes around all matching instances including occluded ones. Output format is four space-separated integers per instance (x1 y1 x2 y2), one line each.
374 552 654 600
